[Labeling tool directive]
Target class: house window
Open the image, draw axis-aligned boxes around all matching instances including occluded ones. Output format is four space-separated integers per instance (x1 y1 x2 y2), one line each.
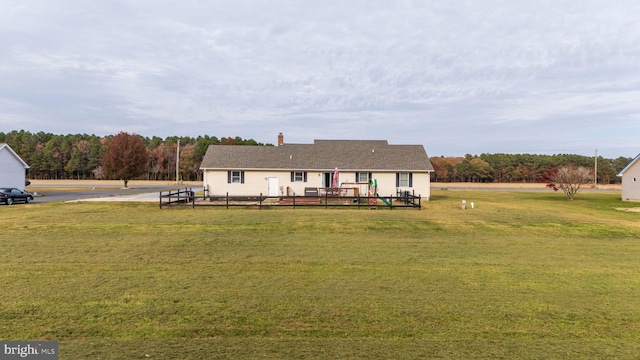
227 171 245 184
396 172 413 187
290 171 307 182
356 172 371 183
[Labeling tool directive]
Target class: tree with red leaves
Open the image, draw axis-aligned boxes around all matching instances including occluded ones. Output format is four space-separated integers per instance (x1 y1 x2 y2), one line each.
101 132 149 188
545 165 592 200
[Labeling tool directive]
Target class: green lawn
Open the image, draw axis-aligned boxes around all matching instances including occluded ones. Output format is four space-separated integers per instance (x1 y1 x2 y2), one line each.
1 190 640 359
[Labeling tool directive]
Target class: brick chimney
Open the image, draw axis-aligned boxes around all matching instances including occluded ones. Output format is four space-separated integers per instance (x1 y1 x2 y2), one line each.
278 132 284 146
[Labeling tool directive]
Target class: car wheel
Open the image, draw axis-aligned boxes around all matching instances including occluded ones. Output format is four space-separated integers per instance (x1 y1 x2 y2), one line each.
26 196 33 204
6 198 13 205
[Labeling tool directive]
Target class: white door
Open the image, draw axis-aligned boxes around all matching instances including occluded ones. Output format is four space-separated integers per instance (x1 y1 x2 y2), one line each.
268 177 279 196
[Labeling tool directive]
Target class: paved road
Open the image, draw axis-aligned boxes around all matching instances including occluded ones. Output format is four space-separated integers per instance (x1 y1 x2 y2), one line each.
31 184 194 203
432 186 619 193
23 183 619 204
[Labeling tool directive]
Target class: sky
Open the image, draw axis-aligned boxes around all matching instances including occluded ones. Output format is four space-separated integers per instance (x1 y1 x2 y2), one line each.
1 1 639 158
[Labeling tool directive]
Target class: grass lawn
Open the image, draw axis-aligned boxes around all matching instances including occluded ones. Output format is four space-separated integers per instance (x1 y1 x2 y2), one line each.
1 190 640 359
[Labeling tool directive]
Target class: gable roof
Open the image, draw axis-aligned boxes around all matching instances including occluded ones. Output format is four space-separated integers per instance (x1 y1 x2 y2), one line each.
200 140 434 172
617 153 640 177
0 143 30 169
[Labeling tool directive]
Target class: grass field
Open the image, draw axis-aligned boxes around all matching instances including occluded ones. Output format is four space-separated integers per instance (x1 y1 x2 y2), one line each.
1 190 640 359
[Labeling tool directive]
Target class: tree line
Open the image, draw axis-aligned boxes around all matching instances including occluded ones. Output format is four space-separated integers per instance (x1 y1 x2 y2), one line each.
430 153 631 184
0 130 270 182
2 130 631 184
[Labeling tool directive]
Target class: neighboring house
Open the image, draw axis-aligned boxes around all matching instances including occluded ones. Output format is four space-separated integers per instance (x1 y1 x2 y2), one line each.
618 153 640 202
0 143 30 190
199 134 434 200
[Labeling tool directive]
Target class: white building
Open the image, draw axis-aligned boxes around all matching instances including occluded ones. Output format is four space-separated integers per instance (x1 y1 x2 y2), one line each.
618 154 640 202
200 134 434 200
0 143 30 190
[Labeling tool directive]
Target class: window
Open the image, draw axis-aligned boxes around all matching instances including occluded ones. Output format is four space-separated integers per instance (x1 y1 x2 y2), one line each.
396 172 413 187
290 171 307 182
356 172 371 183
398 173 409 187
227 171 245 184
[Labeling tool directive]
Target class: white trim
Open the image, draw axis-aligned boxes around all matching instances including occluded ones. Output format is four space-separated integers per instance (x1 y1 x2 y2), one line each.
0 143 30 169
618 153 640 176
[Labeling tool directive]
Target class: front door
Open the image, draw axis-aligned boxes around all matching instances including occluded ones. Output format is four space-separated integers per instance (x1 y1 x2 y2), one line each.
323 173 334 188
268 177 279 197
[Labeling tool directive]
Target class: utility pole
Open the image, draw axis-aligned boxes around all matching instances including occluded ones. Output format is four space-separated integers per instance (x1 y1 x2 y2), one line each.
594 148 598 189
176 139 180 184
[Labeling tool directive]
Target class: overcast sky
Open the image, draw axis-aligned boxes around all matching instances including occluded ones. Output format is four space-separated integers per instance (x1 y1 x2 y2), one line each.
1 1 639 158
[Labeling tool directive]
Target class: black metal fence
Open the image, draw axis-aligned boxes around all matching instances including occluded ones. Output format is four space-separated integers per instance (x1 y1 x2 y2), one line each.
160 188 422 210
397 190 422 208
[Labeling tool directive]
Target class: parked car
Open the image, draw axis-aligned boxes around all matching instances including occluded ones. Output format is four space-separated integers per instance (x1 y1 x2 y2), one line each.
0 188 34 205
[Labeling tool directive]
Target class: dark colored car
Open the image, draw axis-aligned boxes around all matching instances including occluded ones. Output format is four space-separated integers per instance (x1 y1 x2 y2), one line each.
0 188 34 205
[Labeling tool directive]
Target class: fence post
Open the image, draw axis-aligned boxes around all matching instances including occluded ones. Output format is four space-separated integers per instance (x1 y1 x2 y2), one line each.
293 194 296 209
325 192 328 209
389 194 393 210
260 193 263 210
226 192 229 209
159 191 163 209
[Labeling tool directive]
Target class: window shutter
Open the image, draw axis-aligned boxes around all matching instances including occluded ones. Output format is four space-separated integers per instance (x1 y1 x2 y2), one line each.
303 172 307 182
368 172 372 181
291 172 294 182
396 173 400 187
241 171 245 184
227 171 231 183
409 173 413 187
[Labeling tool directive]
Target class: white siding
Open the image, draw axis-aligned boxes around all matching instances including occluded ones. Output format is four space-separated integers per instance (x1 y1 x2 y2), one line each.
411 172 431 200
0 148 27 190
204 170 324 197
204 169 431 200
621 162 640 202
373 173 398 197
372 172 431 200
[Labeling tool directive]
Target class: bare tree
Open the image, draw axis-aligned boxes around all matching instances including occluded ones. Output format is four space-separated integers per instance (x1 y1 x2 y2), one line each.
546 165 593 200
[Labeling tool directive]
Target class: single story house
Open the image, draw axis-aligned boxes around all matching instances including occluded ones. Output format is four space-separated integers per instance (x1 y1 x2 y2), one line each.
200 134 434 200
0 143 30 191
618 153 640 202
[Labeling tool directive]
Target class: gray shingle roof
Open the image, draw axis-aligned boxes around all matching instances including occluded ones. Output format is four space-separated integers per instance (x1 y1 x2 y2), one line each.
200 140 434 172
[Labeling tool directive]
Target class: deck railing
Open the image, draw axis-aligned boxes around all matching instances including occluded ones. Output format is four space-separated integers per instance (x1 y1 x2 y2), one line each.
160 188 421 209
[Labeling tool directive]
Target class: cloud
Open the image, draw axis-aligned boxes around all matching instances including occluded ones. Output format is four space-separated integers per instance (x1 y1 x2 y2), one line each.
0 0 639 157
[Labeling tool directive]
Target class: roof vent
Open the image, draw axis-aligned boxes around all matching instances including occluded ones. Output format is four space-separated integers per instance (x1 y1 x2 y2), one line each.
372 149 375 154
289 155 292 160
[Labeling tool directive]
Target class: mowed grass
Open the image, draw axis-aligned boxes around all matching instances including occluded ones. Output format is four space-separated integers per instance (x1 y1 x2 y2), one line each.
1 190 640 359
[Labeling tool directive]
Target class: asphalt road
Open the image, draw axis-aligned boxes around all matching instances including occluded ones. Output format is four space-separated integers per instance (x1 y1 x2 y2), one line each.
31 184 193 203
24 183 619 204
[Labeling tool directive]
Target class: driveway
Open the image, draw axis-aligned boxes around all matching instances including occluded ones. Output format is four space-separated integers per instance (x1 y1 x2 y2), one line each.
29 182 198 203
